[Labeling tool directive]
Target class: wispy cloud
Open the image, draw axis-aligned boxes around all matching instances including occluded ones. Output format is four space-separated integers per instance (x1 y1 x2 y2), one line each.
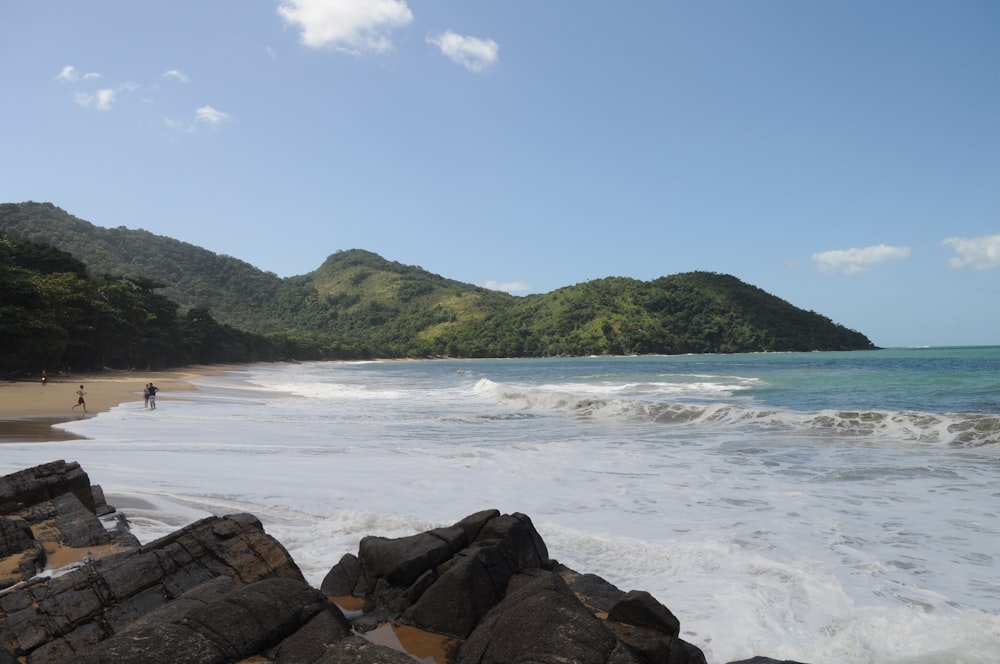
161 69 190 83
165 106 232 135
56 65 100 82
277 0 413 55
195 105 231 125
942 234 1000 269
812 244 910 275
484 279 530 294
58 63 228 136
74 89 116 111
428 30 499 72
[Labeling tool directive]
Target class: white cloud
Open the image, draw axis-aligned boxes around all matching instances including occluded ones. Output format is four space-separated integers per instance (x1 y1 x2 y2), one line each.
165 106 232 135
277 0 413 55
162 69 190 83
428 30 499 72
484 280 531 294
812 244 910 275
57 65 100 82
74 88 116 111
195 105 231 125
942 234 1000 269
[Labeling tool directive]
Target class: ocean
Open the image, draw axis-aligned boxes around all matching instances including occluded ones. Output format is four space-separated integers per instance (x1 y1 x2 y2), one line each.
2 348 999 663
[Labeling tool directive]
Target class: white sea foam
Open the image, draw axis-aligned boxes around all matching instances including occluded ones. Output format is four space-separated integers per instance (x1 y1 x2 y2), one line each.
2 357 998 663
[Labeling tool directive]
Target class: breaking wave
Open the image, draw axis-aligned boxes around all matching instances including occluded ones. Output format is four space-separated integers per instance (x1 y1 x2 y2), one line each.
473 378 1000 448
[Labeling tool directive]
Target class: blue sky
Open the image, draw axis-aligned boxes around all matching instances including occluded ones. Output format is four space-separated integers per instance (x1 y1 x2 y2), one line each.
2 1 999 348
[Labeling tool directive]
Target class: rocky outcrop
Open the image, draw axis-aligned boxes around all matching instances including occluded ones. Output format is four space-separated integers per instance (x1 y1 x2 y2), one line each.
0 459 96 514
69 577 341 664
0 460 137 590
0 511 305 662
322 509 707 664
0 461 806 664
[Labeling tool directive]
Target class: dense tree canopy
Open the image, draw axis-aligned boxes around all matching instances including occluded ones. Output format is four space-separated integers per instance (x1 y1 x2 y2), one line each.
0 233 326 376
0 202 876 369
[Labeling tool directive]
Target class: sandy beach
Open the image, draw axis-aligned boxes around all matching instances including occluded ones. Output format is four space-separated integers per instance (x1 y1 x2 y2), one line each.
0 365 244 441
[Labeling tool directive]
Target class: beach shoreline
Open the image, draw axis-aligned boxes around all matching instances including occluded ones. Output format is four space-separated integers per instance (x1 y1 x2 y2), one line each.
0 364 250 441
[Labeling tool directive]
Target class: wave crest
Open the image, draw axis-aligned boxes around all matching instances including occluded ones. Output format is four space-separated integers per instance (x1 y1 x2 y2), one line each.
473 379 1000 448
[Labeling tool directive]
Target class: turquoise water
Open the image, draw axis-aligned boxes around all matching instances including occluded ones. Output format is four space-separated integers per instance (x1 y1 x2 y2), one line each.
479 346 1000 415
330 347 1000 447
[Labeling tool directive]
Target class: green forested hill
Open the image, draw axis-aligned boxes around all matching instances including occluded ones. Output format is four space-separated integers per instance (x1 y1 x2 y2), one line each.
0 202 876 358
0 202 305 334
0 233 291 374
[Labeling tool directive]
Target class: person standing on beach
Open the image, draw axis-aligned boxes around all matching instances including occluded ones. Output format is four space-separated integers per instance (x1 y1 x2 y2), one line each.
72 385 87 412
143 383 151 408
148 383 158 409
41 369 47 387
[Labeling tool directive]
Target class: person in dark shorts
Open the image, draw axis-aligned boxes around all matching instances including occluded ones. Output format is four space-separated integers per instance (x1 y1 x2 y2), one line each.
72 385 87 412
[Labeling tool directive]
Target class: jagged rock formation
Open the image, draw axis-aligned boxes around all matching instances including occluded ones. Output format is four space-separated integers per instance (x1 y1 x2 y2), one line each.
0 461 805 663
322 509 706 663
0 460 137 590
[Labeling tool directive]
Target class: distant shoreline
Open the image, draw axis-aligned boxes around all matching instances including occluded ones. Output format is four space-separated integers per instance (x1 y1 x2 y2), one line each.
0 364 250 442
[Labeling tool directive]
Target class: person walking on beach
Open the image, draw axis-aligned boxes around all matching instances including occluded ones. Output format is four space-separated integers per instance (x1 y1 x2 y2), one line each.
72 385 87 413
147 383 158 410
41 369 47 387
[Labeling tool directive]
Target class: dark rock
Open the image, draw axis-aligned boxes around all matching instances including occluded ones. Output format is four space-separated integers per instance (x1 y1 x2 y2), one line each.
322 552 362 596
0 461 139 589
608 589 681 638
459 568 626 664
401 542 511 637
358 530 457 590
607 621 708 664
0 516 34 556
0 513 304 661
89 484 113 517
345 510 557 640
452 509 500 543
0 460 95 514
69 577 334 664
557 563 626 613
472 511 550 570
327 510 708 663
0 516 44 587
350 607 396 634
25 493 115 549
581 587 708 664
317 634 423 663
268 607 353 663
102 511 140 548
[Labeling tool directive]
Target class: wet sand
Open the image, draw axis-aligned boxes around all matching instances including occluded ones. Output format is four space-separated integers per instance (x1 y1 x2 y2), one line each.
0 365 247 442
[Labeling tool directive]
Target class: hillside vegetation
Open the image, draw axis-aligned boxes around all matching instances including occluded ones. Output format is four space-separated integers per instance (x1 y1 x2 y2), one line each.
0 233 304 375
0 202 876 366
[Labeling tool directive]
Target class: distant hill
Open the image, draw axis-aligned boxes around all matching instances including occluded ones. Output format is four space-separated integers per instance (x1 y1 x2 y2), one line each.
0 202 877 356
0 202 302 334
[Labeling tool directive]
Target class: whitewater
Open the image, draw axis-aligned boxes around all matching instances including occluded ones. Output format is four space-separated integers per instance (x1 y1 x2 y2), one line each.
2 348 998 663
